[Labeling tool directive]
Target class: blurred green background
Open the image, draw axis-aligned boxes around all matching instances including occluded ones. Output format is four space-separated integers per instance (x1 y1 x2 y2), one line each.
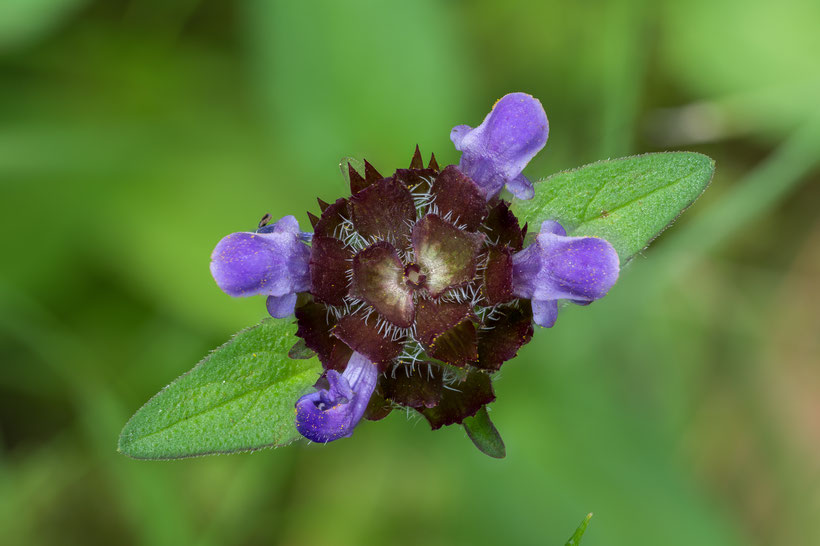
2 0 819 544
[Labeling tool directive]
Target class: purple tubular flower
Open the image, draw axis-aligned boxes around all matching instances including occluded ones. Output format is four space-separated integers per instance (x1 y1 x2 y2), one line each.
512 220 619 327
450 92 549 200
209 215 311 318
295 351 378 443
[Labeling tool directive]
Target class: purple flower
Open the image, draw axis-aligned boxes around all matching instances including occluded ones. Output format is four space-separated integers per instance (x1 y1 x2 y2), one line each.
210 215 311 318
208 111 620 448
512 220 619 328
295 351 378 443
450 92 549 200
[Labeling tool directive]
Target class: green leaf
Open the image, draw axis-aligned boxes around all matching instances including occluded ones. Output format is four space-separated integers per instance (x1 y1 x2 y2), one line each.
512 153 714 262
463 406 506 459
118 318 322 459
565 513 593 546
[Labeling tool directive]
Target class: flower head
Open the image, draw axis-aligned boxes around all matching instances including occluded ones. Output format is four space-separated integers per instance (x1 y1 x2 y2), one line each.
451 92 549 200
512 220 620 327
295 351 378 443
295 152 525 433
210 215 311 318
209 94 619 446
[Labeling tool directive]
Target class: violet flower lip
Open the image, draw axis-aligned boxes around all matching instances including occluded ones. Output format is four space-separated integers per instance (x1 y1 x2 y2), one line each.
210 215 311 318
450 92 549 200
511 220 620 328
295 351 378 443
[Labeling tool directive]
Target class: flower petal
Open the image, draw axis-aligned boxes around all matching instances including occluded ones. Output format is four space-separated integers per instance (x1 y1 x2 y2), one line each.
449 124 472 148
295 351 378 443
210 216 310 299
266 293 297 318
531 232 619 302
412 214 484 297
511 220 619 327
451 93 548 199
351 242 414 328
505 173 534 200
531 298 558 328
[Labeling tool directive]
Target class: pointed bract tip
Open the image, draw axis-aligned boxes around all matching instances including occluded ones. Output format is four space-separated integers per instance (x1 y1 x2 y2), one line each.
410 144 424 169
363 160 382 185
348 163 368 194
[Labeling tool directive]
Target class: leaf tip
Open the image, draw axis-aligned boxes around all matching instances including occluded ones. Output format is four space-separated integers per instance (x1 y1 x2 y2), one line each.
463 406 506 458
565 512 593 546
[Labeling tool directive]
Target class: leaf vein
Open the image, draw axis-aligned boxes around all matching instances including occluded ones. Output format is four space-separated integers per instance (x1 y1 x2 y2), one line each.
579 171 693 224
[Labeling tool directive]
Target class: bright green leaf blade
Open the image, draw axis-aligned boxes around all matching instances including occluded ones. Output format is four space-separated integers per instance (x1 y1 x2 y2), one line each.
463 406 506 459
565 513 593 546
118 318 321 459
512 152 714 262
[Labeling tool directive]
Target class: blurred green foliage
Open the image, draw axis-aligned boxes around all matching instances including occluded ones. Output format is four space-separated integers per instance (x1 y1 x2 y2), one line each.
1 1 819 545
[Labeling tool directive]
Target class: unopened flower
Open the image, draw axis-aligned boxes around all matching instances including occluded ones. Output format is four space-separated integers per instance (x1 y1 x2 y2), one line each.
209 93 618 445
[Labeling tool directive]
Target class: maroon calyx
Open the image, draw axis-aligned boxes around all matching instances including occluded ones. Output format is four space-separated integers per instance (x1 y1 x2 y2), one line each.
431 165 487 230
294 301 352 372
418 368 495 430
412 214 484 298
482 245 515 305
404 263 426 289
350 242 414 328
350 177 416 243
333 312 404 368
309 236 352 306
415 300 478 367
296 147 534 434
381 362 443 409
481 200 525 251
475 303 534 371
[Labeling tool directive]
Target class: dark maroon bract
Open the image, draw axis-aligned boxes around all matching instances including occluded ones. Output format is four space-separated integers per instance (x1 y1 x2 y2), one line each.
296 152 535 436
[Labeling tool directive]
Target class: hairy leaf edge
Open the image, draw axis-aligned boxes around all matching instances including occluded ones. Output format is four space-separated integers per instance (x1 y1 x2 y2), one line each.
117 319 314 460
515 151 716 264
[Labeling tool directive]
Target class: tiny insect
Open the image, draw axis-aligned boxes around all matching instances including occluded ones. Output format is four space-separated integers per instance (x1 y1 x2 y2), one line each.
600 210 609 218
258 213 272 229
